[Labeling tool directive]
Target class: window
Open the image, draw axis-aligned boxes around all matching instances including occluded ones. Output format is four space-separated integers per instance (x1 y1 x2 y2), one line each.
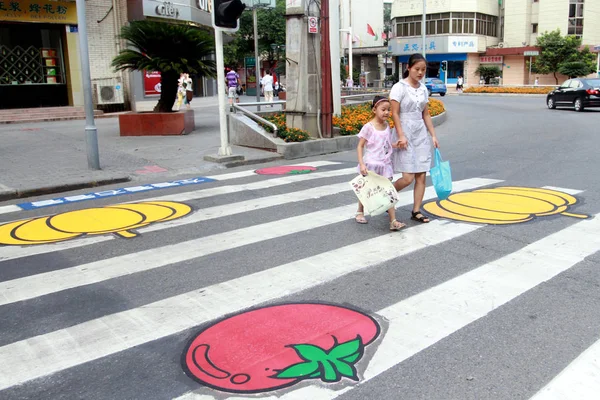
568 0 584 37
532 23 538 33
394 12 495 37
560 80 571 89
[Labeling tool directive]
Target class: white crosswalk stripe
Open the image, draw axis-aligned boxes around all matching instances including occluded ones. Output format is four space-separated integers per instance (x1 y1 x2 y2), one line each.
0 162 597 399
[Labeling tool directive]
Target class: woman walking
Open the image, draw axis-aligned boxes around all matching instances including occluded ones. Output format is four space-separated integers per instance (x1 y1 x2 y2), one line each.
390 53 440 223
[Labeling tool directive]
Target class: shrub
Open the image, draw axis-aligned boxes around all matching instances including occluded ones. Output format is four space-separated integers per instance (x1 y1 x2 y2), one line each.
332 99 445 135
463 86 554 94
262 114 310 142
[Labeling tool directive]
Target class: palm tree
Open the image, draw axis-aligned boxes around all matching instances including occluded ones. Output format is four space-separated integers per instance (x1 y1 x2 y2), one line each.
112 20 216 112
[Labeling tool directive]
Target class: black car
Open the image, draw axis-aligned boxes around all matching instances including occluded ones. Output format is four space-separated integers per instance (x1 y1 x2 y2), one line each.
546 78 600 112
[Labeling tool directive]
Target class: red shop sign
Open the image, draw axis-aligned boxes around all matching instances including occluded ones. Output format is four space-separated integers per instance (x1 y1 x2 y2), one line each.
479 56 503 64
144 70 162 96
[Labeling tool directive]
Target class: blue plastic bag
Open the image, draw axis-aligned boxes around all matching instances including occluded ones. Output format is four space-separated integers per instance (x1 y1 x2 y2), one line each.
430 148 452 200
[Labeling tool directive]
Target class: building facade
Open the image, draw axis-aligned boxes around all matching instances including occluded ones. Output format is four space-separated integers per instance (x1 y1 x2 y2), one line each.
0 0 217 111
0 0 81 109
388 0 600 86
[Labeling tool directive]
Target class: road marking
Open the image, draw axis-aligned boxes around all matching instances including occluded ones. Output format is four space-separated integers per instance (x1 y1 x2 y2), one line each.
1 161 342 215
0 178 501 306
529 338 600 400
174 211 600 400
0 205 20 215
205 161 341 181
0 168 361 261
0 219 482 391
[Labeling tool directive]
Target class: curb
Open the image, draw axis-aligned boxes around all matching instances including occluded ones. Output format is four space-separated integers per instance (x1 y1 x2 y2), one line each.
432 111 447 126
458 93 548 97
0 176 131 202
222 154 284 168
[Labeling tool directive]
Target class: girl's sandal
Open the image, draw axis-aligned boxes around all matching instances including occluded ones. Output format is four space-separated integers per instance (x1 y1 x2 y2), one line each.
390 219 406 231
355 212 368 224
411 211 430 223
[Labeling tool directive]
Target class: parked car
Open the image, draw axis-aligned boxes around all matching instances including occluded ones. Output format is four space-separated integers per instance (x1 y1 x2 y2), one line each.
425 78 447 97
546 78 600 112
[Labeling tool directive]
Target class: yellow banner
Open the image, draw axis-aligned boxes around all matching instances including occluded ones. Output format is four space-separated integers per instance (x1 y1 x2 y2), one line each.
0 0 77 24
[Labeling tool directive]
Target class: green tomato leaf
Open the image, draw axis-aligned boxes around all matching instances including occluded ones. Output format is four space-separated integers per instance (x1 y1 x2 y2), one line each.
341 352 362 364
275 361 320 379
329 337 363 359
321 360 341 383
291 344 329 362
332 360 359 381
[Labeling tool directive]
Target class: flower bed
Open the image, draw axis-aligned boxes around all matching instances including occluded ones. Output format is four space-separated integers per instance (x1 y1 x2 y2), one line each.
262 114 310 142
463 86 554 94
332 99 446 136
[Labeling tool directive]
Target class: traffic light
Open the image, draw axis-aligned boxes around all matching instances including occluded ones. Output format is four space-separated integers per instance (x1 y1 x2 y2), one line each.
441 61 447 72
212 0 246 30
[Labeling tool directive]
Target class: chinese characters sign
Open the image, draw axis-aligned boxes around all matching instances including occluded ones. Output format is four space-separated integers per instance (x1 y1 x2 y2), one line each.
0 0 77 24
479 56 503 64
144 71 162 96
389 36 479 55
447 36 478 52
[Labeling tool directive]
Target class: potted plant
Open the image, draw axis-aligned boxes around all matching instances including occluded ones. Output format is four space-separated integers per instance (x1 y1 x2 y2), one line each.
112 20 216 136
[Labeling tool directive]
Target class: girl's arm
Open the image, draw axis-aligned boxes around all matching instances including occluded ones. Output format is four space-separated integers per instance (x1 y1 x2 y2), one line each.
391 101 407 149
422 105 439 148
357 138 368 175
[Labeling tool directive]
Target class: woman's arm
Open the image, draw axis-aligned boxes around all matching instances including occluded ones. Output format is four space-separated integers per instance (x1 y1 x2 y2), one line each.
391 101 407 149
422 105 439 148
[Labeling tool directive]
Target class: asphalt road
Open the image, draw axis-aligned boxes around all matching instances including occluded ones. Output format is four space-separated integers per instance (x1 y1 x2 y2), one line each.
0 95 599 400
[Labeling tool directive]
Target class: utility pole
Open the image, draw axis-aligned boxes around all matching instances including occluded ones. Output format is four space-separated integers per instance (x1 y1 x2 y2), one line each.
75 0 100 170
422 0 426 58
321 0 333 137
340 27 353 86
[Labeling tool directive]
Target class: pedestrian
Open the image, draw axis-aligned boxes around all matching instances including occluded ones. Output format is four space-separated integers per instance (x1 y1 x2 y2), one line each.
534 77 539 86
174 73 186 110
355 95 406 231
226 68 241 106
456 75 464 92
346 76 353 88
183 73 194 109
390 53 440 224
261 69 274 106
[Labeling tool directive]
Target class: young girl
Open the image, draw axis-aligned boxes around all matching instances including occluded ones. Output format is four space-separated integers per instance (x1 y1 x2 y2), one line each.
355 96 406 231
390 53 440 223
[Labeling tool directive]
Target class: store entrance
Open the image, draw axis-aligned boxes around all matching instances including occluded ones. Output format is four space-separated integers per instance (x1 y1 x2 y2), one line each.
0 23 69 109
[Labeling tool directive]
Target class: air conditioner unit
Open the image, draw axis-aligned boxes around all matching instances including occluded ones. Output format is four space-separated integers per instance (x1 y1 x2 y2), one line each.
498 42 505 48
94 83 124 105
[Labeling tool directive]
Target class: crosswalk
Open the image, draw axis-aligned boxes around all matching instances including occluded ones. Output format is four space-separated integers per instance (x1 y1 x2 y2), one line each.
0 161 598 400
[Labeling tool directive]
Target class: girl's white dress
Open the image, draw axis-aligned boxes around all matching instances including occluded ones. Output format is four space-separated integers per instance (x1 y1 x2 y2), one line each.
389 80 432 173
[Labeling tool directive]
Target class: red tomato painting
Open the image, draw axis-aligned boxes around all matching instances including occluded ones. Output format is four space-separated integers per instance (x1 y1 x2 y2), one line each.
183 303 381 394
255 166 317 175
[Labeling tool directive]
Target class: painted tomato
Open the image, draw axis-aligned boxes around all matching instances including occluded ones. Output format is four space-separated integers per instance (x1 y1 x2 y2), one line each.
255 166 317 175
183 303 381 394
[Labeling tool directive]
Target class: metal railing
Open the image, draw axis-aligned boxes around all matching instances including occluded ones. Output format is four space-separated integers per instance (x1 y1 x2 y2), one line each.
340 91 389 105
232 100 287 138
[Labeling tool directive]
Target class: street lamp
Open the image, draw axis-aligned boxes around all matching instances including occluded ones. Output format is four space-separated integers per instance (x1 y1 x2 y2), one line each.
339 27 353 87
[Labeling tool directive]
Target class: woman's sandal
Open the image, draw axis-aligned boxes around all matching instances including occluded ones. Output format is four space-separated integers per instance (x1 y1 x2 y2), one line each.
355 212 368 224
390 219 406 231
411 211 430 223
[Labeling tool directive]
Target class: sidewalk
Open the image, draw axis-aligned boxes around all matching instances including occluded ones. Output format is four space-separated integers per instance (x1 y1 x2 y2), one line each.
0 95 283 201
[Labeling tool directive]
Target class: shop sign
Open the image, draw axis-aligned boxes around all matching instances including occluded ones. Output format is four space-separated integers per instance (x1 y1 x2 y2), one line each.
480 56 503 64
524 51 539 56
0 0 77 24
448 36 478 52
143 0 192 21
144 71 162 96
389 37 446 55
196 0 212 13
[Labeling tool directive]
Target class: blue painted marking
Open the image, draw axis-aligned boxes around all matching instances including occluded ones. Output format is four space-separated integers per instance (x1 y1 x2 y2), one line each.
17 177 216 210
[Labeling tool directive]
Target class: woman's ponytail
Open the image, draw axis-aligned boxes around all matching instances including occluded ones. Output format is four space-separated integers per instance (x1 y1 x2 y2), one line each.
402 69 409 79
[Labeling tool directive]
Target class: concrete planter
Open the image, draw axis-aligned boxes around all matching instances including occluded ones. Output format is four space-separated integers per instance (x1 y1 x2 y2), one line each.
118 109 195 136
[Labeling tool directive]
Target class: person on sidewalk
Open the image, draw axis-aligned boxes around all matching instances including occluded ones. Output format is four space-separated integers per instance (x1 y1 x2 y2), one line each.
226 68 241 106
261 70 274 106
175 73 186 110
183 73 194 109
456 75 464 92
390 53 440 224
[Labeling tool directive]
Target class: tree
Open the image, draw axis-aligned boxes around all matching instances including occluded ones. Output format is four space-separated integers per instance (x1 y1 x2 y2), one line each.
559 61 593 78
475 65 501 84
532 30 595 84
112 20 216 112
224 0 286 71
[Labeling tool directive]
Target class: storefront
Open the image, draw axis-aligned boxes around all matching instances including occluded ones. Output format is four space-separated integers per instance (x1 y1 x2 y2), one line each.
389 35 480 85
0 0 79 109
127 0 217 103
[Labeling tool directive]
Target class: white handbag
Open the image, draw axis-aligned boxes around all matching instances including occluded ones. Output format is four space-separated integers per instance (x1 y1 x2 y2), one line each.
349 171 399 216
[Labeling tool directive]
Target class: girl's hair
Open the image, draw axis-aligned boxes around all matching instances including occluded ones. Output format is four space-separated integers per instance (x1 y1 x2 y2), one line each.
372 95 389 109
402 53 427 79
